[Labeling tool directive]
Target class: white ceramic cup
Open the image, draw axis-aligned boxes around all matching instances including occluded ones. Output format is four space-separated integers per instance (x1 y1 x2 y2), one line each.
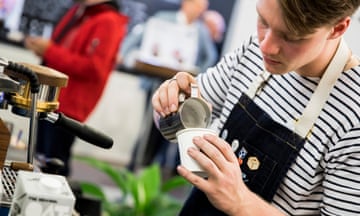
176 128 217 177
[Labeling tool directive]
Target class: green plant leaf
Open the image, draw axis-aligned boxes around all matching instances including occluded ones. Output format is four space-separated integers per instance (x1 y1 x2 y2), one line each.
145 195 183 216
139 164 161 202
130 164 162 214
74 156 130 195
79 181 107 201
162 175 190 193
131 179 147 214
105 202 135 216
74 157 186 216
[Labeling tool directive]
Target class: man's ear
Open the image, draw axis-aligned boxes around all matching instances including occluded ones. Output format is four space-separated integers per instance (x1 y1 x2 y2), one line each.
328 16 351 39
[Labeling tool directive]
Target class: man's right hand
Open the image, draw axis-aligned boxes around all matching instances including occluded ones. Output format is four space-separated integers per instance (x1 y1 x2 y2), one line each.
151 71 197 117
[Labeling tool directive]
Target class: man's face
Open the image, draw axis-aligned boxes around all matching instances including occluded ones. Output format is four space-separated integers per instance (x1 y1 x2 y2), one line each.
256 0 332 76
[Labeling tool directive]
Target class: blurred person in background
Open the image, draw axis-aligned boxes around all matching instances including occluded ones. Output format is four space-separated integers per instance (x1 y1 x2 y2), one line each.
203 9 226 58
119 0 217 73
121 0 217 175
25 0 128 176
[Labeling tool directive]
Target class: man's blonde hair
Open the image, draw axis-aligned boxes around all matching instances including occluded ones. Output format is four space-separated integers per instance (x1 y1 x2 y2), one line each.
279 0 360 36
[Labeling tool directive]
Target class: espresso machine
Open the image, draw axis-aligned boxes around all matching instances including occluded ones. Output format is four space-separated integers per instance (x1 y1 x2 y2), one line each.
0 57 113 210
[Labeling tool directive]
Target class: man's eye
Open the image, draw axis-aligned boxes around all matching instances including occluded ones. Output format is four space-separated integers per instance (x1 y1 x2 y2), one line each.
283 36 303 42
257 16 268 27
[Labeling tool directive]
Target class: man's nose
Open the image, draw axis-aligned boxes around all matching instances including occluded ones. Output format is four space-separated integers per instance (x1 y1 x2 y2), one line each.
260 30 280 55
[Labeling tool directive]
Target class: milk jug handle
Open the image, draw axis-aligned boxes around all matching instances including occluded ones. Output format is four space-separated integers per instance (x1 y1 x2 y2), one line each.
178 83 198 102
190 83 198 98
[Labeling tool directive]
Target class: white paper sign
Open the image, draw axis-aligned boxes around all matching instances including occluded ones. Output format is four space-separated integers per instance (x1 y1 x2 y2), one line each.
139 17 199 71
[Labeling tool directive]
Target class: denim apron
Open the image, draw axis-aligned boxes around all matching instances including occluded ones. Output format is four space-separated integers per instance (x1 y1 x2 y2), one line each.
179 39 349 215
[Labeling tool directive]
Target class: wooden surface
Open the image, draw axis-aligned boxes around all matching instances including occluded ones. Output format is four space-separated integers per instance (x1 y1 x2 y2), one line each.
134 60 179 79
5 62 69 87
0 118 11 170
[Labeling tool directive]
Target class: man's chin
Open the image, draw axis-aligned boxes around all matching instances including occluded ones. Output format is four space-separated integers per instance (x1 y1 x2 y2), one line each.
264 65 288 75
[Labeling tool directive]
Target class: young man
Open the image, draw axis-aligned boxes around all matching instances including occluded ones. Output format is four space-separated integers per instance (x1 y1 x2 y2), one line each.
25 0 128 176
152 0 360 215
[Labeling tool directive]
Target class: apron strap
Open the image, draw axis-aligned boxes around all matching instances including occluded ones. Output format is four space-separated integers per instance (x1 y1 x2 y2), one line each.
295 38 350 138
245 70 271 98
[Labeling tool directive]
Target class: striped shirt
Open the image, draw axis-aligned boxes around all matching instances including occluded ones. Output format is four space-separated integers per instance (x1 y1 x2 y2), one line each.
197 35 360 215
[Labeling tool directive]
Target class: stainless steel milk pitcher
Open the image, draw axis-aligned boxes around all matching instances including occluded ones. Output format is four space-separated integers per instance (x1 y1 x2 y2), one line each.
159 84 211 142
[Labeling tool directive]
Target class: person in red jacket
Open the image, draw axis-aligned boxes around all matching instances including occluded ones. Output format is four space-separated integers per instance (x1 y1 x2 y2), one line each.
24 0 128 176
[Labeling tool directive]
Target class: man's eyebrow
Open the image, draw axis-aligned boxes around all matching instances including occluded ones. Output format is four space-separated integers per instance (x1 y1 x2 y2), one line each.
255 6 267 25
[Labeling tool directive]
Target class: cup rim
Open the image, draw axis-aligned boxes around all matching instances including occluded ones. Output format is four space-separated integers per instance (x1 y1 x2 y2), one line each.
176 128 217 137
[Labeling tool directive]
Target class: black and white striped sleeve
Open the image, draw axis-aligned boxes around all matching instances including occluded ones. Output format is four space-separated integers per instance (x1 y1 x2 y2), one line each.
322 125 360 215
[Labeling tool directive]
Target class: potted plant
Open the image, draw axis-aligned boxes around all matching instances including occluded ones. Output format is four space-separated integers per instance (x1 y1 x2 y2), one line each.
74 156 191 216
